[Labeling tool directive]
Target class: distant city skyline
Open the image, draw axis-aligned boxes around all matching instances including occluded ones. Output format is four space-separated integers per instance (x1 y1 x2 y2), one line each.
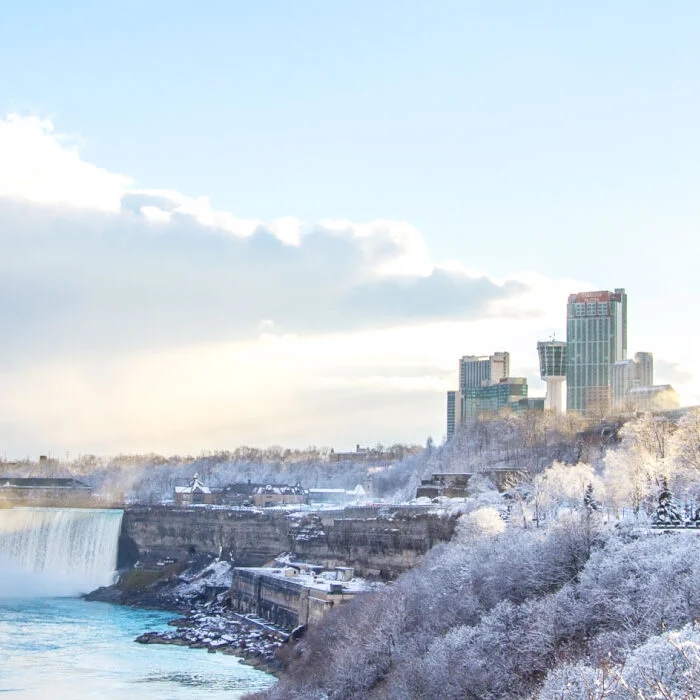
1 2 698 456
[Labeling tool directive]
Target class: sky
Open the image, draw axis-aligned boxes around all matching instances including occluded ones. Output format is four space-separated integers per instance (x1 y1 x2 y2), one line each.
0 1 698 458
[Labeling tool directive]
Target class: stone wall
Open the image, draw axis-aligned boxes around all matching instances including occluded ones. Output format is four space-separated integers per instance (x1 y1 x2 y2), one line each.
120 506 457 578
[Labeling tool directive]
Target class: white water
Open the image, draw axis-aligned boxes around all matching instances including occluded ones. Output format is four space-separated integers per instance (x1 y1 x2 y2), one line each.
0 507 123 597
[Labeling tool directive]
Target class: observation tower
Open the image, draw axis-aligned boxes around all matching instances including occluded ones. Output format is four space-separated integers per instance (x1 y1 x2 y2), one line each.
537 339 567 413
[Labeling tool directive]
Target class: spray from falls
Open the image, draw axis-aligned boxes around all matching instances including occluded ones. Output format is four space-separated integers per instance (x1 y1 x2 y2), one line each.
0 508 123 597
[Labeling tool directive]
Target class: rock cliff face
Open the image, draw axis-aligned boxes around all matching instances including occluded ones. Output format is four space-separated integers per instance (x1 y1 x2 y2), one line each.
121 507 290 567
289 512 456 577
120 506 456 578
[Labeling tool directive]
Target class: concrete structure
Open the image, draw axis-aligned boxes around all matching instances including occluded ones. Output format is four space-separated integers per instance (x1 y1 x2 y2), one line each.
537 340 567 412
230 563 372 630
566 288 627 416
612 352 654 410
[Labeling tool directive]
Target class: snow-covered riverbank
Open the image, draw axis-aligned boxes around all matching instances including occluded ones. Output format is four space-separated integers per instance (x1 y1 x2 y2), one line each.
136 602 287 675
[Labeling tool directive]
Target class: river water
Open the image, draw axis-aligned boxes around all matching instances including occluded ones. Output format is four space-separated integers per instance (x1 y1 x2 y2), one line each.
0 597 276 699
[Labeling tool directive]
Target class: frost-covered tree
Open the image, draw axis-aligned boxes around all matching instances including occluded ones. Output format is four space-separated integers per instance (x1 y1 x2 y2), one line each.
258 525 700 700
542 462 602 514
672 409 700 470
669 408 700 508
444 412 584 475
603 415 673 517
624 412 676 460
457 506 507 540
538 622 700 699
652 477 684 527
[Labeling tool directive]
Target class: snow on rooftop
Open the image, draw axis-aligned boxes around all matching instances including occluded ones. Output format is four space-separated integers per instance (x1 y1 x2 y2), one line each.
175 474 211 494
235 565 381 594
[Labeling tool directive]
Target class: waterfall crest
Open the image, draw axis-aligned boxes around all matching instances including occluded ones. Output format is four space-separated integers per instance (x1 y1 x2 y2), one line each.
0 507 123 597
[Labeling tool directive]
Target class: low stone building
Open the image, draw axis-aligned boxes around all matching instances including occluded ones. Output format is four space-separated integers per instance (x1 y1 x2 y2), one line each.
251 483 308 508
230 562 372 630
219 482 258 506
328 444 417 464
0 477 93 507
173 479 309 508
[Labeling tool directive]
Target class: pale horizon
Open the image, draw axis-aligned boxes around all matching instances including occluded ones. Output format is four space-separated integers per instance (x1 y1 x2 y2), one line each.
1 2 698 458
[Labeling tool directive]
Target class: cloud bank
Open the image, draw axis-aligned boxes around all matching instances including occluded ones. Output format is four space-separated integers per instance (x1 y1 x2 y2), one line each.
0 115 532 365
0 114 693 456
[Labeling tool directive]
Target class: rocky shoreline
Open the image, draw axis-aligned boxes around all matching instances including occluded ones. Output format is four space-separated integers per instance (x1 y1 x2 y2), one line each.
134 601 287 675
85 557 288 678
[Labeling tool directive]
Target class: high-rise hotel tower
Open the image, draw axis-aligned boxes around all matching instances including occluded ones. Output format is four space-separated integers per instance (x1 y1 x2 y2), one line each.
566 288 627 415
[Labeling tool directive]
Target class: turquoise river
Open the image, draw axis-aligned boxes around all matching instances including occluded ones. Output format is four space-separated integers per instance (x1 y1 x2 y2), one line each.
0 597 276 699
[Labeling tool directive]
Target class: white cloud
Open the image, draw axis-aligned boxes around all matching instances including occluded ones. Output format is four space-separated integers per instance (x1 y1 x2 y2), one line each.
321 218 432 277
0 113 695 456
0 114 131 211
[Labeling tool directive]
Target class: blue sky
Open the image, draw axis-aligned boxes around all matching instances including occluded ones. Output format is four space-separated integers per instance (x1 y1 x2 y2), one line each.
0 1 698 456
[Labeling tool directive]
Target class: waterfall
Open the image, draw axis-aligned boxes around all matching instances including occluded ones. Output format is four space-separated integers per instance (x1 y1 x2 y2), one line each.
0 507 123 597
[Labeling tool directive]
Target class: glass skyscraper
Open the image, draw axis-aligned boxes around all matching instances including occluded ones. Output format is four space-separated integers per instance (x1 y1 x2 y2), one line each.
446 390 456 439
459 378 528 419
566 288 627 414
458 352 509 390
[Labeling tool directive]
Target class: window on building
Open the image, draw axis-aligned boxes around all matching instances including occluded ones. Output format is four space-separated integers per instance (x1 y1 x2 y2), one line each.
587 302 597 315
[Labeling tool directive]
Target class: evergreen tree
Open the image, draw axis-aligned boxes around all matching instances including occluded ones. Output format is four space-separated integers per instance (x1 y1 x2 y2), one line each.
583 482 598 513
652 478 683 527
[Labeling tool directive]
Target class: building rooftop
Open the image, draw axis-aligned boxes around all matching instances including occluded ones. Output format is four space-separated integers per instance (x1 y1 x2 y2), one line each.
236 565 376 594
0 477 91 490
629 385 675 394
174 474 211 495
253 484 307 496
